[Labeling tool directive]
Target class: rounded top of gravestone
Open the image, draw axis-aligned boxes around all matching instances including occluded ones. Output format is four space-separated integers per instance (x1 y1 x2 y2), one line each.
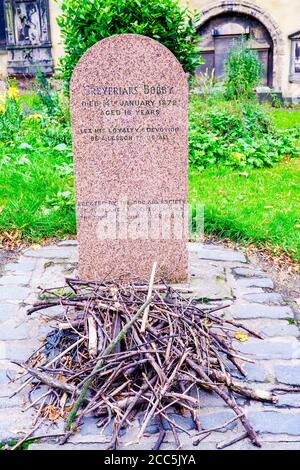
70 34 187 93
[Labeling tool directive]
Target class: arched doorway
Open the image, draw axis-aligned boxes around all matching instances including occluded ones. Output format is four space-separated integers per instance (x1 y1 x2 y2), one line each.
197 12 274 87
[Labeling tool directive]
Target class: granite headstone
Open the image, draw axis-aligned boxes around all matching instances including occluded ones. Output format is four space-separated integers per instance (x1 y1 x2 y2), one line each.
70 34 188 281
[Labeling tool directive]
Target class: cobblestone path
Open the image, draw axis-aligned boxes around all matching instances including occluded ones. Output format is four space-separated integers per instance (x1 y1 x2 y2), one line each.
0 241 299 450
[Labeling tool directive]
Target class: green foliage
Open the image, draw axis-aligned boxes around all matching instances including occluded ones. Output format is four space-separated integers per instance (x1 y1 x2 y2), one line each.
0 82 23 142
0 439 34 450
34 72 59 116
189 94 300 169
0 81 75 242
57 0 201 91
223 37 263 100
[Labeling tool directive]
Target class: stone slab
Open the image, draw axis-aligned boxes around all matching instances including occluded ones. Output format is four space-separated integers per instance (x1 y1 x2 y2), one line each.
231 304 293 320
243 293 284 304
233 267 267 278
275 365 300 386
5 262 36 273
236 339 300 360
236 278 274 289
198 248 246 263
248 411 300 435
189 264 232 300
0 286 30 301
0 303 21 318
0 273 32 286
70 34 188 282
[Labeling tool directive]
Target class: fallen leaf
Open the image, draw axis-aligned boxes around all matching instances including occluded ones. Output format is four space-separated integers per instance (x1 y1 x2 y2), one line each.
294 225 300 229
56 374 66 383
264 206 274 210
43 404 62 421
30 243 41 251
60 392 68 411
234 331 249 343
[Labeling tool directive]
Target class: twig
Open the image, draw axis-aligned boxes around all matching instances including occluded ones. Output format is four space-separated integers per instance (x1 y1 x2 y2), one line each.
216 432 248 450
65 298 151 432
140 262 157 334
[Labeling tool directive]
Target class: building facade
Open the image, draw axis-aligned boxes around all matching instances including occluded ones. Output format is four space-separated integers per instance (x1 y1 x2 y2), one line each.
0 0 299 100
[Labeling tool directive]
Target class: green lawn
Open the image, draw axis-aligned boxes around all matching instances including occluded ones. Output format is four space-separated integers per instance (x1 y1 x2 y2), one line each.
189 108 300 261
0 146 76 242
189 158 300 260
268 108 300 130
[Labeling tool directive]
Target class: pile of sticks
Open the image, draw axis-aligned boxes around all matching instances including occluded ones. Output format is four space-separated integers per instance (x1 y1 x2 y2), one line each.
14 267 278 450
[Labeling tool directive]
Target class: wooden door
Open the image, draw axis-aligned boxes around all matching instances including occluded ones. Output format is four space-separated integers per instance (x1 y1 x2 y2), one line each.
214 36 271 86
214 36 239 78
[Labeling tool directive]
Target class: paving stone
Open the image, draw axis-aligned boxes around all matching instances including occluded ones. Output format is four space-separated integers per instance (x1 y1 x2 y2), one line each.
0 319 33 341
0 286 30 301
0 273 32 286
28 441 300 451
243 293 284 304
244 363 267 382
192 388 226 407
188 264 232 300
36 263 73 290
138 415 159 434
0 394 23 408
262 322 299 338
236 278 274 289
29 443 109 450
5 262 36 273
79 416 126 438
23 246 77 259
248 411 300 435
198 248 246 263
0 409 34 440
231 304 293 320
199 411 237 432
162 414 196 432
276 394 300 408
233 268 267 278
237 339 300 360
275 365 300 386
0 341 38 362
0 303 21 318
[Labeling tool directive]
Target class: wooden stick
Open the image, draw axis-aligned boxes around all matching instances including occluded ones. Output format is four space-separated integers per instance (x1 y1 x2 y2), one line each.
65 298 151 431
140 262 157 334
87 316 98 358
25 368 77 394
216 432 248 450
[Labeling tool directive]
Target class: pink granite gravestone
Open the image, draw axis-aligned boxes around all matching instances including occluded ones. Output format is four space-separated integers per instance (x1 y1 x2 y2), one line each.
70 34 188 281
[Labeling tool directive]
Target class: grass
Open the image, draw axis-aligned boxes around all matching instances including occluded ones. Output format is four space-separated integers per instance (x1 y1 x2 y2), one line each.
189 158 300 260
189 107 300 261
0 145 76 242
268 108 300 130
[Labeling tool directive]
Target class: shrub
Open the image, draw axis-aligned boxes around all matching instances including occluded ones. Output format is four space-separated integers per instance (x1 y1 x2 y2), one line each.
189 94 300 169
57 0 201 91
223 37 263 100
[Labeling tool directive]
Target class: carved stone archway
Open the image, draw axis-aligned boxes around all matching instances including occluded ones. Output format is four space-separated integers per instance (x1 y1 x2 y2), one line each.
198 1 285 90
